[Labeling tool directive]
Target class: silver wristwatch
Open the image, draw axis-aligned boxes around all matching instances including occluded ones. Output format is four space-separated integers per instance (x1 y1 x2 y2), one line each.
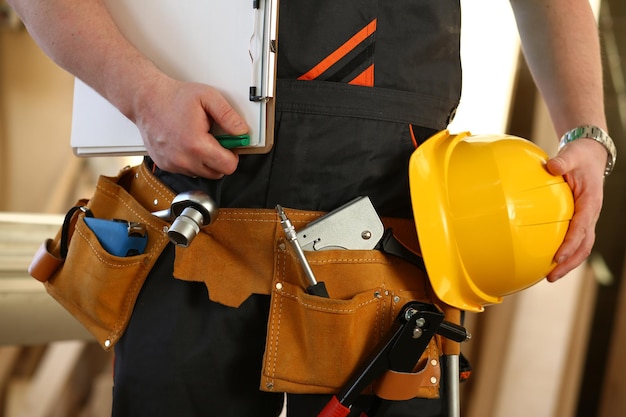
559 125 617 176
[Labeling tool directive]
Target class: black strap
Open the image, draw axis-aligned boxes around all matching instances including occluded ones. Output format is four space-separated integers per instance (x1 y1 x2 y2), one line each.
378 228 426 273
60 206 93 259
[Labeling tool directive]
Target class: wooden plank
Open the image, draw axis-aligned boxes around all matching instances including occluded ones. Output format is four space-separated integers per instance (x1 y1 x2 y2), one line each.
0 213 62 275
462 301 517 417
491 265 590 417
556 267 598 417
77 371 113 417
0 213 94 344
0 346 21 386
598 252 626 417
0 345 22 413
13 341 85 417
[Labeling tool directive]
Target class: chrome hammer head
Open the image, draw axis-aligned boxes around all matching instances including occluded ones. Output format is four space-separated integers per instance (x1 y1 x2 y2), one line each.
153 191 218 247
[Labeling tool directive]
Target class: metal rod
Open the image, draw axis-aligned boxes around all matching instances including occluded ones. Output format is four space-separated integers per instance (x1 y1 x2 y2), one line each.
447 354 461 417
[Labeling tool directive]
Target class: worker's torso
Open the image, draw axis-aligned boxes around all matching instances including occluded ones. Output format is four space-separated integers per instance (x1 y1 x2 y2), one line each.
156 0 462 218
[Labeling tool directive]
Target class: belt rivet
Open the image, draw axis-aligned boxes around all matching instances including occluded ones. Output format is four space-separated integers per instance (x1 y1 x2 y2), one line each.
276 282 283 291
278 242 287 251
430 376 437 384
153 199 159 206
104 339 112 348
266 382 274 390
431 359 438 367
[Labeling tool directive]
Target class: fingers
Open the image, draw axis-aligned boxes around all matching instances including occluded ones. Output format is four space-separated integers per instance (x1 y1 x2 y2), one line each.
545 140 605 281
136 80 247 178
199 91 248 136
146 131 240 179
546 155 568 177
547 207 595 281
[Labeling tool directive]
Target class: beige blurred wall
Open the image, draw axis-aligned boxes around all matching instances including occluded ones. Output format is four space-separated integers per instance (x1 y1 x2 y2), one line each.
1 27 135 214
0 28 77 213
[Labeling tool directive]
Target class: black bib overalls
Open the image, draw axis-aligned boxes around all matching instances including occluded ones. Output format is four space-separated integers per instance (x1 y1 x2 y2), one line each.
112 1 461 416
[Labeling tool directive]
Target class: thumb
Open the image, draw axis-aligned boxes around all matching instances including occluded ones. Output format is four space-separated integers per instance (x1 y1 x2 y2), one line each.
546 155 569 176
201 91 248 135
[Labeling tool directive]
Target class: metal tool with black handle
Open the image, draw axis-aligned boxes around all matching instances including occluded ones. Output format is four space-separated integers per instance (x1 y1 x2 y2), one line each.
318 302 469 417
276 205 330 298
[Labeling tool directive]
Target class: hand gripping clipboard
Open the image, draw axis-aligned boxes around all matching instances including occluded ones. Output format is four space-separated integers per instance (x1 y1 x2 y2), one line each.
71 0 279 156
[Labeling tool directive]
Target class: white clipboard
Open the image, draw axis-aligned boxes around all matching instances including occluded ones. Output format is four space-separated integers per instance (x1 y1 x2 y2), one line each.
70 0 278 156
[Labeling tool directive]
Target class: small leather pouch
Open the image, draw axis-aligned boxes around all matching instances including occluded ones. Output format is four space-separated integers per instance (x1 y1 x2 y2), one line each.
28 163 175 350
261 245 442 400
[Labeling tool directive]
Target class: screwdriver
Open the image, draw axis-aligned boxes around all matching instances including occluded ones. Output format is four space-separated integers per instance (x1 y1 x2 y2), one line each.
276 205 330 298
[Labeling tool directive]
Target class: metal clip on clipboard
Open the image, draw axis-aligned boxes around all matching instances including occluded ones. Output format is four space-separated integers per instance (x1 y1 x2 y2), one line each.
250 0 278 103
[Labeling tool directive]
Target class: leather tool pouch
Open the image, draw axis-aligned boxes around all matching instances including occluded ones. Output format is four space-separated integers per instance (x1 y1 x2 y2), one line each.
28 164 174 350
173 209 449 400
261 245 442 400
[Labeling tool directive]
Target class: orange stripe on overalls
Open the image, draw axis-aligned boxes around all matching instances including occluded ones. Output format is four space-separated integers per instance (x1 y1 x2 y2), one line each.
349 64 374 87
298 19 377 81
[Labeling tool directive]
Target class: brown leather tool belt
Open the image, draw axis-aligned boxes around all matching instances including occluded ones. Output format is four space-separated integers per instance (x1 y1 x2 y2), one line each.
29 163 460 400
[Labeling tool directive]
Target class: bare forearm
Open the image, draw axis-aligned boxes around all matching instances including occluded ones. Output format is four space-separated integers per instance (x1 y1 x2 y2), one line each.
511 0 609 281
8 0 244 177
510 0 607 135
8 0 164 122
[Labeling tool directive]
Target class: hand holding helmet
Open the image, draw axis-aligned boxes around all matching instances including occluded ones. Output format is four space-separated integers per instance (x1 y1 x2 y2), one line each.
410 130 575 312
545 133 608 282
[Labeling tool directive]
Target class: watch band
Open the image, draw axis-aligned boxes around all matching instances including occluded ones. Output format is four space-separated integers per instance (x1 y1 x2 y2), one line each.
559 125 617 176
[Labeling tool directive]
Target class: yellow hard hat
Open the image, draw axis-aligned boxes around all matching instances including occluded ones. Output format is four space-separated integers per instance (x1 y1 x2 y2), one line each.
409 130 574 312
